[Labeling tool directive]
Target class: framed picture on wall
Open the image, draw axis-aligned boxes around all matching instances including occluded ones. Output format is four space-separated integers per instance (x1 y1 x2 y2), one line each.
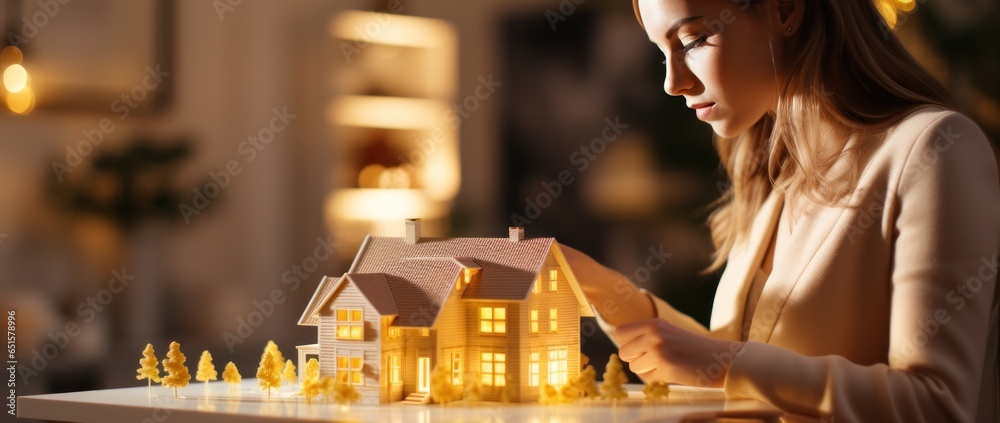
1 0 174 114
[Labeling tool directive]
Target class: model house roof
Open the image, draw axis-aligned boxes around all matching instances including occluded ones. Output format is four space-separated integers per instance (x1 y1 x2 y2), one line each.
346 273 399 316
298 275 339 326
298 228 592 328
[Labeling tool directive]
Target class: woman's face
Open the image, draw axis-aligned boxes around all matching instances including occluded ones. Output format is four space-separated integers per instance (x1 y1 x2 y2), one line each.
638 0 786 138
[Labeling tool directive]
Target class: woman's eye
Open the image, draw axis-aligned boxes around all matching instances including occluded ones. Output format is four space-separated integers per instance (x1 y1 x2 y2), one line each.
679 34 709 54
661 34 709 64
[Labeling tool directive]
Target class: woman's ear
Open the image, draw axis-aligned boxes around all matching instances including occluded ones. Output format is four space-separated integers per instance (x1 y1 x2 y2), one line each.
770 0 805 36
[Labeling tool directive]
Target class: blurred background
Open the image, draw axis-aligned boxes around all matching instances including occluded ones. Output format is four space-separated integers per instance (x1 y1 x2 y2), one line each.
0 0 997 404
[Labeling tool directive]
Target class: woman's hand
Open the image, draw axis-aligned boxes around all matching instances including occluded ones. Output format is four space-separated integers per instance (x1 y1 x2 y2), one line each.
559 243 656 326
615 318 745 388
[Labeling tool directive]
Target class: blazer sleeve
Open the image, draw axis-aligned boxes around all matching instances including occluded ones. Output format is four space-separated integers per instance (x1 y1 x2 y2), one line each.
722 112 1000 422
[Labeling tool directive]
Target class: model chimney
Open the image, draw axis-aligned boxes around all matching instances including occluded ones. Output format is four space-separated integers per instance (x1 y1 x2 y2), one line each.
509 226 524 242
405 218 422 244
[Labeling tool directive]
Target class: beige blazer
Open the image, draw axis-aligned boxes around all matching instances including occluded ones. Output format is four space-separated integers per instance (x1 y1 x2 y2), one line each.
603 106 1000 422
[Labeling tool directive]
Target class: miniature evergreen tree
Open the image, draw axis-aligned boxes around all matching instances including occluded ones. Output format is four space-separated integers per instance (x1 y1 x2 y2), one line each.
196 350 218 385
499 371 514 403
600 353 628 403
539 382 559 405
463 372 482 403
222 361 241 392
557 381 579 404
429 362 457 405
136 343 161 396
300 377 322 404
263 340 285 380
161 341 191 398
302 358 320 385
282 359 297 385
643 381 670 402
318 376 335 403
332 380 361 406
257 351 282 399
573 365 600 399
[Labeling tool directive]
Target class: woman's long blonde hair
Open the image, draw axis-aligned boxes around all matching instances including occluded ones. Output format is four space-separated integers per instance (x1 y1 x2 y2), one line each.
632 0 953 272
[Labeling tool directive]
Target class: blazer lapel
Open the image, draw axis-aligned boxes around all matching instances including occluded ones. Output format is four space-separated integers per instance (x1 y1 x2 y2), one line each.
710 191 784 340
747 195 850 342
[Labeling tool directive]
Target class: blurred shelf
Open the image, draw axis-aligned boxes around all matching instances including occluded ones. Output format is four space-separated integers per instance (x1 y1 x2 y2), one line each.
323 11 460 242
326 189 450 221
328 96 451 130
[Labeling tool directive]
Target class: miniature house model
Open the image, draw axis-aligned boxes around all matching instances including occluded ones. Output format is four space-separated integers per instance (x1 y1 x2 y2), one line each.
297 219 593 404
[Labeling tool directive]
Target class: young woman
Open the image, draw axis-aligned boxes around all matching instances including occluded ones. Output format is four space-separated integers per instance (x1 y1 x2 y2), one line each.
563 0 1000 421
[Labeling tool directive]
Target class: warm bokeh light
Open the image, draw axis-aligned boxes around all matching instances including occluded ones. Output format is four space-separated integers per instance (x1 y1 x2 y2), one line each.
0 46 23 68
896 0 916 12
7 86 35 114
377 166 410 189
875 0 919 28
358 163 387 188
4 64 29 93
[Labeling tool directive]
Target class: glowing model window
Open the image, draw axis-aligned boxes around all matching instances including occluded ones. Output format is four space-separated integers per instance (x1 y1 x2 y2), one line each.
550 308 558 333
388 327 402 339
548 348 567 385
451 352 463 384
463 268 477 284
479 307 506 334
389 354 401 383
549 269 558 291
481 352 506 386
530 309 539 333
529 352 540 387
337 354 364 385
335 308 363 340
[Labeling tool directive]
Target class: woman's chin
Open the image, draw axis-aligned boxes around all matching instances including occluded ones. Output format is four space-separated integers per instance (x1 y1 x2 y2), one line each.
708 119 752 139
709 122 740 139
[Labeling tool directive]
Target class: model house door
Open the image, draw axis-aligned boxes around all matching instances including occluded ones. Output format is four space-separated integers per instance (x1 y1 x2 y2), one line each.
417 357 430 392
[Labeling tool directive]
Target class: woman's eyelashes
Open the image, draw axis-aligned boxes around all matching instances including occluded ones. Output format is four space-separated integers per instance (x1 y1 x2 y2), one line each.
661 34 710 65
679 34 709 54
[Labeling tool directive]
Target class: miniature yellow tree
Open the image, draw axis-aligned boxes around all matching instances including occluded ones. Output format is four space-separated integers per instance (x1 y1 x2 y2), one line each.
263 340 285 380
643 381 670 402
600 353 628 403
300 377 322 404
196 350 218 386
557 381 579 404
282 359 297 385
318 376 335 403
539 382 559 405
573 365 600 399
222 361 241 392
498 371 515 403
463 372 482 404
332 380 361 406
429 362 458 405
302 358 320 384
257 351 282 399
161 341 191 398
136 343 161 396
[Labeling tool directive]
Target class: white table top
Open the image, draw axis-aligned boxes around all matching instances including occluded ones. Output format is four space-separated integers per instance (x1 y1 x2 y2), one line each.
18 379 781 422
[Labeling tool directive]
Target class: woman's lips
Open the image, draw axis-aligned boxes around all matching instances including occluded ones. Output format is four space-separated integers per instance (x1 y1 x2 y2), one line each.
692 103 715 121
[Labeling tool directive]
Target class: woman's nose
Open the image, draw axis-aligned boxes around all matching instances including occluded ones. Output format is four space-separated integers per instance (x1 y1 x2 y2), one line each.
664 55 696 96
